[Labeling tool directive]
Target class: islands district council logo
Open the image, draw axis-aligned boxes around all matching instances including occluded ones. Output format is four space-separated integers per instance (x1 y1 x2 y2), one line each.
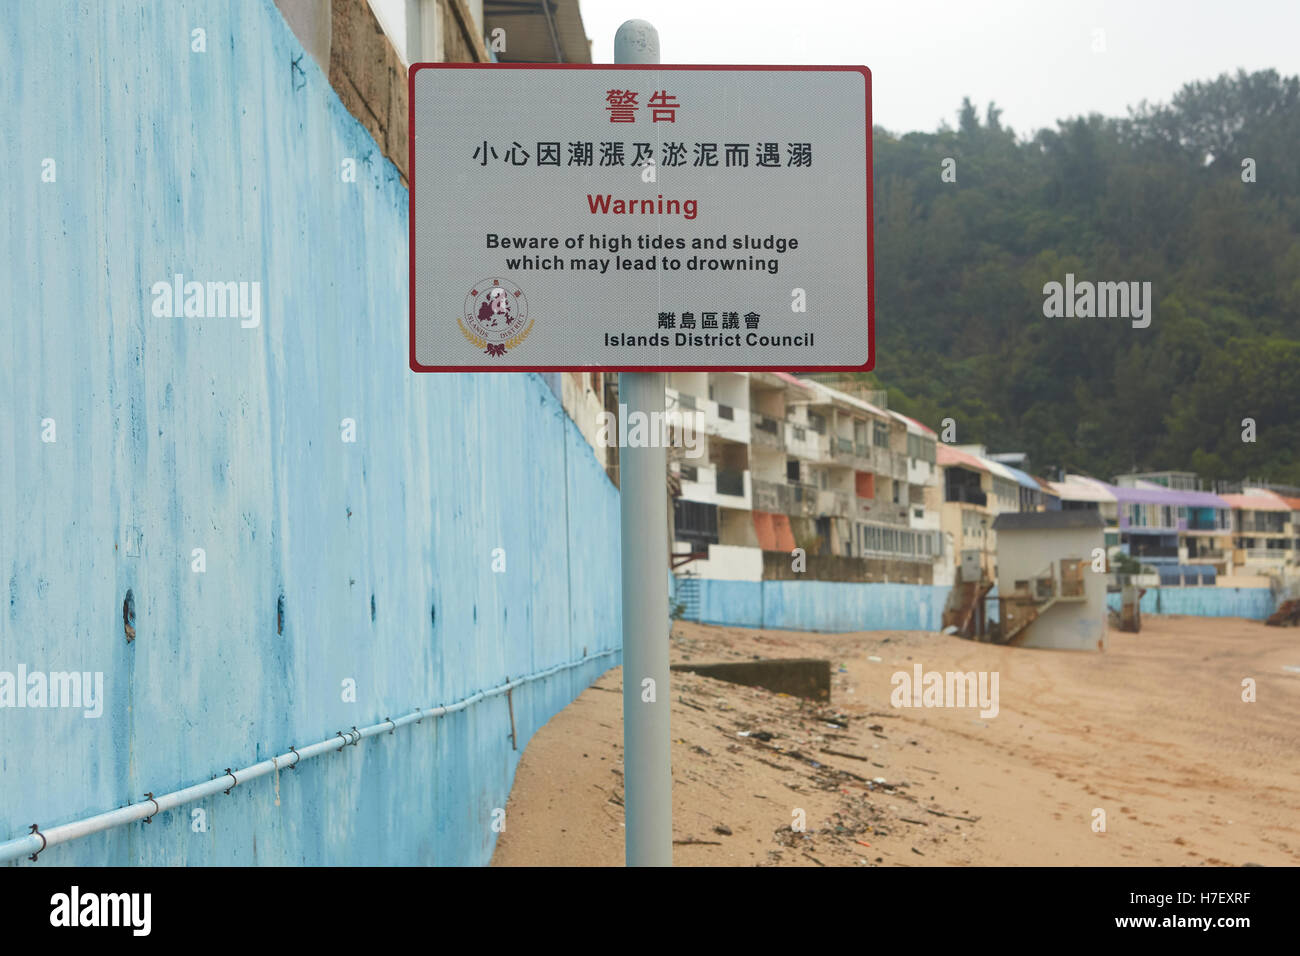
458 278 532 356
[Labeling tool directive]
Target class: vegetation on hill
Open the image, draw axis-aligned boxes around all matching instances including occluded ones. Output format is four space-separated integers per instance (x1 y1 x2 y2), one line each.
823 70 1300 484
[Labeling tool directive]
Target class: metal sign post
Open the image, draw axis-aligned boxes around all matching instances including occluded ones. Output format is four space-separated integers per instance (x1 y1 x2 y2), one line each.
408 19 873 867
615 19 672 868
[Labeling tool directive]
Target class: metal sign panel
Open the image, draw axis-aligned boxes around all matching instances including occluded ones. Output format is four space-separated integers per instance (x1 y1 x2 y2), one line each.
409 64 872 371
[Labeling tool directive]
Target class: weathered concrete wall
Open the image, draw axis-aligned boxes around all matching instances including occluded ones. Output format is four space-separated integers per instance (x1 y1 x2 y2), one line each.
996 526 1107 652
1105 587 1274 620
762 551 934 585
0 0 618 866
674 578 950 632
328 0 412 184
671 659 831 701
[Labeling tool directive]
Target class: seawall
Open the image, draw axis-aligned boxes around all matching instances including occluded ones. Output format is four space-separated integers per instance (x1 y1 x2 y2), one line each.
0 0 620 865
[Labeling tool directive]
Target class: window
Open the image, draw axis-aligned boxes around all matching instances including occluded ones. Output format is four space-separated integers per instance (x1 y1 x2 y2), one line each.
873 423 890 447
786 459 801 482
673 499 718 546
907 433 937 464
715 469 744 497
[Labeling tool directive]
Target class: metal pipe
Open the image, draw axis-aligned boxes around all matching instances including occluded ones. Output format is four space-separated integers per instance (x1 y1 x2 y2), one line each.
538 0 564 64
616 17 672 869
0 647 617 864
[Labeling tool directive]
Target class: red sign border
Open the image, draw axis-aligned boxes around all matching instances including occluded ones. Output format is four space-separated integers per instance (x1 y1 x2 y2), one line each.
408 62 873 373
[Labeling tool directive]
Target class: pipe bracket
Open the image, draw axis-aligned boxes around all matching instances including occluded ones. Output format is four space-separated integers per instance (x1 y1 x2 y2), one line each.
27 824 46 863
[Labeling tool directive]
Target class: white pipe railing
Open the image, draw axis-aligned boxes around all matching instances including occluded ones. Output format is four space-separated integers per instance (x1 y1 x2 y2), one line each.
0 647 618 864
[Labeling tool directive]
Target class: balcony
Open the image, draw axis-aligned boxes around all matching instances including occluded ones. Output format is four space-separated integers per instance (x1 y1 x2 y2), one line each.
666 387 748 445
867 444 908 481
857 497 909 525
946 486 988 507
1241 521 1287 535
817 489 852 519
750 412 785 451
679 464 752 509
752 478 817 518
1242 547 1292 562
829 436 870 470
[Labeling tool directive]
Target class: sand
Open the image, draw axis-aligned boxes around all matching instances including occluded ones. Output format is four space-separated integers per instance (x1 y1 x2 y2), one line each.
491 617 1300 866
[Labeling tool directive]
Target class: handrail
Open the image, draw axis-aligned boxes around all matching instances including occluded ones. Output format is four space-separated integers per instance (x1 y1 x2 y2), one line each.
0 647 619 864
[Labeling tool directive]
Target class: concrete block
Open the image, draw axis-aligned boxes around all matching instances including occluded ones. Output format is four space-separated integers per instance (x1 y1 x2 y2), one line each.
671 658 831 702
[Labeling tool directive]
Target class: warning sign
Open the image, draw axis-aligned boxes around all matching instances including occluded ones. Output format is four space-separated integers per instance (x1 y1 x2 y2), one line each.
409 64 872 371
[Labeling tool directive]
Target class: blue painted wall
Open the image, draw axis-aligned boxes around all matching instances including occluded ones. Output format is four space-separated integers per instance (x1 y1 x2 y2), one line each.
1105 587 1274 620
678 576 1275 634
0 0 620 865
676 578 952 632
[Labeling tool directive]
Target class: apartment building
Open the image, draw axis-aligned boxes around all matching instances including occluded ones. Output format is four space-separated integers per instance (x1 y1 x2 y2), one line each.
1050 475 1120 549
1222 490 1295 571
996 460 1054 512
1108 483 1229 565
667 371 760 580
892 411 949 585
1114 471 1205 492
936 444 1022 582
668 374 945 585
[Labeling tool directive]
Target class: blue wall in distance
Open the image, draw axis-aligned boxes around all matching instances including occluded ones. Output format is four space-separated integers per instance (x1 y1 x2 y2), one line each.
0 0 620 865
678 578 1275 635
1106 587 1274 620
677 578 951 633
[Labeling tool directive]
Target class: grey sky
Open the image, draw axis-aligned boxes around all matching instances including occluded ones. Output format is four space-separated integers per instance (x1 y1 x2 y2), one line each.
580 0 1300 136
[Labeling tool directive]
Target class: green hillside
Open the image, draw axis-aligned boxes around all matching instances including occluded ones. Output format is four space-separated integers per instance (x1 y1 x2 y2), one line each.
830 70 1300 483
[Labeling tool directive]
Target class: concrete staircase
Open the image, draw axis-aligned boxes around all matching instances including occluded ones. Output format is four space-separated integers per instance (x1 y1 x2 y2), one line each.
994 560 1087 645
675 574 701 622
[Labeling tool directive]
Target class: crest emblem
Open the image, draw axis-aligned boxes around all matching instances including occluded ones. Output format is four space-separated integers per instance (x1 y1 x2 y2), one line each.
459 278 533 356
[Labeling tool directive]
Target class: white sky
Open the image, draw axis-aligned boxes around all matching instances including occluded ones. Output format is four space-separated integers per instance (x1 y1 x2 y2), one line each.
578 0 1300 135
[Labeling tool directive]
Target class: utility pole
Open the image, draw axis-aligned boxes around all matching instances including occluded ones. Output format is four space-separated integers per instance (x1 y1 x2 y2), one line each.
615 18 672 867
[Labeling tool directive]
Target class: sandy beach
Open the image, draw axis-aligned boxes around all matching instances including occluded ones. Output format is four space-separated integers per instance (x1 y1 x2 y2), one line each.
492 617 1300 866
